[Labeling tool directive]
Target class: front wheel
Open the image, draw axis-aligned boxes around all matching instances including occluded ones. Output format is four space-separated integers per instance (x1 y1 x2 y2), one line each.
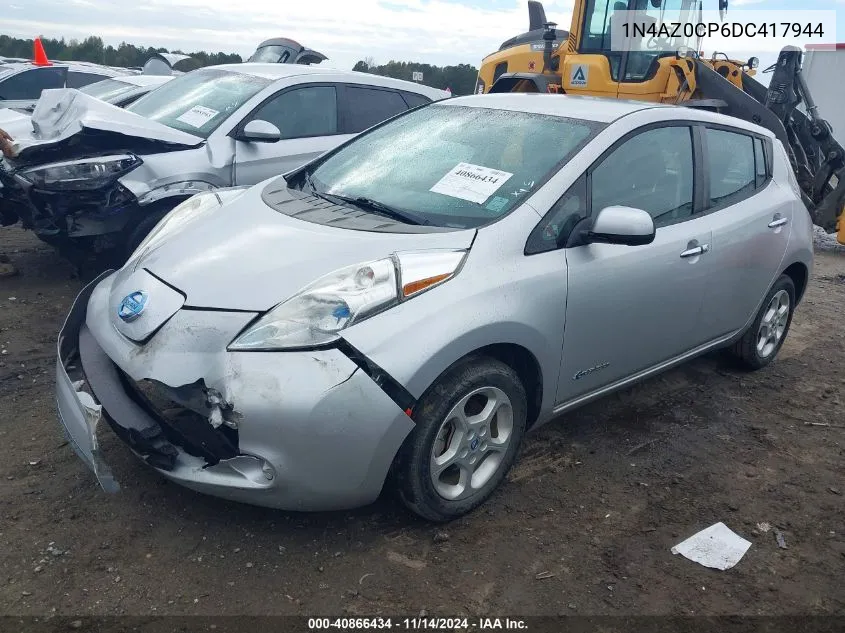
728 274 796 370
394 358 527 522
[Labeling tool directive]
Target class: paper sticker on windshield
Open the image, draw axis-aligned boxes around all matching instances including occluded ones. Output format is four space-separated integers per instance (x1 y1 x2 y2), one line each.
430 163 514 204
176 105 220 128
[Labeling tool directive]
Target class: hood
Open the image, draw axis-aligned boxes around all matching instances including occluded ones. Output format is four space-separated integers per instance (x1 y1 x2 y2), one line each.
130 183 476 312
10 88 203 164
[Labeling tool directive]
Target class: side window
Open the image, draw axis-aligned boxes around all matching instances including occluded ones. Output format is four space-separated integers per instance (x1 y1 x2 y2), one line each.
705 128 756 206
754 137 767 188
67 72 109 89
250 86 337 140
493 62 508 83
526 175 587 255
400 91 431 109
343 86 409 133
591 126 695 228
0 67 66 100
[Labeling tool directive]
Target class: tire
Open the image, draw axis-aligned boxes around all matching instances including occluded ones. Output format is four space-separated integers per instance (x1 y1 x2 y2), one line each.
728 274 796 371
394 357 527 522
123 204 176 262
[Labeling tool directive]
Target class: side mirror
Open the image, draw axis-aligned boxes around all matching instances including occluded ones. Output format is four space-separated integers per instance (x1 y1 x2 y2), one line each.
239 119 281 143
747 56 760 69
588 206 655 246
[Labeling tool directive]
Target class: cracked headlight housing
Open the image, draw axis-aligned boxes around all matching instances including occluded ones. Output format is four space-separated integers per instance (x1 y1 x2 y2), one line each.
229 250 468 351
20 154 142 191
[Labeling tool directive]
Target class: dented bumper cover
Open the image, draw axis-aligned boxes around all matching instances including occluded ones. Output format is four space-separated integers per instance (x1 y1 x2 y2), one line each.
56 272 415 511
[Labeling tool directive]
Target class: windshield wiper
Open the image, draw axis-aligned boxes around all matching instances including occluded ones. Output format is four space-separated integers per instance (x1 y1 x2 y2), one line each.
330 195 430 226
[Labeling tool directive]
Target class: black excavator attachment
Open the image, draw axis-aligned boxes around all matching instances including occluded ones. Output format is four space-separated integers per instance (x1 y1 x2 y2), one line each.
692 47 844 233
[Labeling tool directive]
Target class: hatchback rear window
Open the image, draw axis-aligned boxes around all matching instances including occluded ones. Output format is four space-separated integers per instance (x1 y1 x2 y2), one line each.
306 104 603 229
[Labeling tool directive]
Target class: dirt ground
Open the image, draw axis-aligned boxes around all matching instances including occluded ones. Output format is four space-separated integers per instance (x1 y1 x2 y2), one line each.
0 226 843 619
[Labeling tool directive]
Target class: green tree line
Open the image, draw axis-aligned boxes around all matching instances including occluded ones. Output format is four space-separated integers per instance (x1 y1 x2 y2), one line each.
0 35 241 70
0 34 480 94
352 60 478 95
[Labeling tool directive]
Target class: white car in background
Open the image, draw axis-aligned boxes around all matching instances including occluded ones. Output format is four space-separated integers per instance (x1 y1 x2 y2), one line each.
0 60 132 110
0 64 449 261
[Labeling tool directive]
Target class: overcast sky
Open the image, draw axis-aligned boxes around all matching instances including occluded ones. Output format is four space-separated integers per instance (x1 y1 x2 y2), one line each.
3 0 843 71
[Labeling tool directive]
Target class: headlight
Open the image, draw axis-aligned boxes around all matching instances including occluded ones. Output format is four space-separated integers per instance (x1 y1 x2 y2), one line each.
229 249 468 351
20 154 141 190
129 187 249 261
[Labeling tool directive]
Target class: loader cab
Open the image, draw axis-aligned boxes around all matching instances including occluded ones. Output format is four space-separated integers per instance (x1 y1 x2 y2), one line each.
568 0 702 97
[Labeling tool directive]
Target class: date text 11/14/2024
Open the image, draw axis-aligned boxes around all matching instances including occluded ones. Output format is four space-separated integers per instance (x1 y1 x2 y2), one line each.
308 617 529 630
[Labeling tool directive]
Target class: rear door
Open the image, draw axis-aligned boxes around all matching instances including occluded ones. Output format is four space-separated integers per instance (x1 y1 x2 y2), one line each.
696 127 792 338
233 84 350 185
553 124 715 403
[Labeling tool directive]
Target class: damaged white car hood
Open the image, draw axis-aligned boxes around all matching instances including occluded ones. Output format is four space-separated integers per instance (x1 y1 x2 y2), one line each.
10 88 203 158
126 183 476 312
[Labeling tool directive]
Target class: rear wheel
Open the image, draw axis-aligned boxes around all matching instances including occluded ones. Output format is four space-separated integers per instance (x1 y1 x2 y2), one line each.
729 274 796 370
394 358 527 522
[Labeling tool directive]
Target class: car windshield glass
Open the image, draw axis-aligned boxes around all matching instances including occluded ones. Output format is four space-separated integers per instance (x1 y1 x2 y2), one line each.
79 78 135 103
306 104 601 229
126 68 272 138
0 67 15 81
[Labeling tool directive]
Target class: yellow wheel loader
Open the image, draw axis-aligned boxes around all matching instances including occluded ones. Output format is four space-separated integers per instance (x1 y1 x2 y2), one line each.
476 0 845 244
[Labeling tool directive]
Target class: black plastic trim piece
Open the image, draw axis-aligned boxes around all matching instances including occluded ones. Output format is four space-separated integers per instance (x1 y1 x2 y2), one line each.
336 339 417 419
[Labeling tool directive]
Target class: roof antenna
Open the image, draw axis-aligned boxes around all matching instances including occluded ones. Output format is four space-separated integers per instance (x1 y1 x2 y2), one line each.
33 37 51 66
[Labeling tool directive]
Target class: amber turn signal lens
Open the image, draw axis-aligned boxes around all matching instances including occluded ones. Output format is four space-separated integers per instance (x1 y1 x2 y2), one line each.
402 273 451 298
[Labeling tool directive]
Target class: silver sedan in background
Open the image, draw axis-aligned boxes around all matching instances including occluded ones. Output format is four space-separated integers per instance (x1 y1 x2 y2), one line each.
56 93 813 521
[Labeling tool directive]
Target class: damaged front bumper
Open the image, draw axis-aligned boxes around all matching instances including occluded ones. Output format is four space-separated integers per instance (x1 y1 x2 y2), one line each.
56 273 416 511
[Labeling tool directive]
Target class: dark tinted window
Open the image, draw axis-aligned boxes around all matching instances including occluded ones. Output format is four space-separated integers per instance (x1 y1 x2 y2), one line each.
754 137 767 188
493 62 508 82
250 85 337 139
592 126 695 228
401 91 431 109
343 86 408 133
706 128 755 206
67 71 110 89
526 174 588 254
0 67 66 100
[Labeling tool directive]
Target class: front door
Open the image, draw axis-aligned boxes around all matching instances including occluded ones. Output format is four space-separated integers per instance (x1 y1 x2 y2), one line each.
233 84 352 185
556 124 714 404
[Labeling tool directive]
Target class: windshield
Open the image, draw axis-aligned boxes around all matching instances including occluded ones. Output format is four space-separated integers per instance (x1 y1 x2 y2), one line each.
79 78 136 103
305 104 602 229
249 45 298 64
126 68 272 138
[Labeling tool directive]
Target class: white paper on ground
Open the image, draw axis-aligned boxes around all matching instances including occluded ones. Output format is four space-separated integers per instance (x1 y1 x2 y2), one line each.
670 522 752 571
176 105 220 129
429 162 513 204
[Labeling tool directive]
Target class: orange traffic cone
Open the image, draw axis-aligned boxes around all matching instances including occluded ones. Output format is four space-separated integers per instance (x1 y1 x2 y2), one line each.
33 37 51 66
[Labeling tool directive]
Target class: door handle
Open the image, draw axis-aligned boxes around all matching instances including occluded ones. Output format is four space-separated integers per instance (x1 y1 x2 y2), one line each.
680 243 710 259
768 217 789 229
